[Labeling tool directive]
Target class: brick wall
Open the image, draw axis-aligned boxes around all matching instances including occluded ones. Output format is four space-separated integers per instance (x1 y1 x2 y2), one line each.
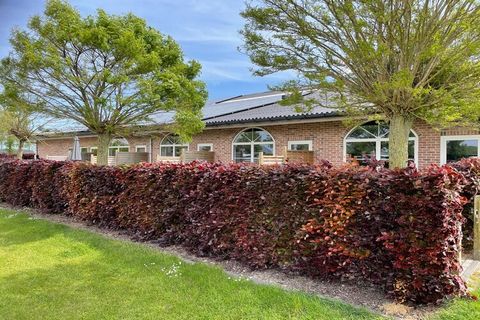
36 119 479 169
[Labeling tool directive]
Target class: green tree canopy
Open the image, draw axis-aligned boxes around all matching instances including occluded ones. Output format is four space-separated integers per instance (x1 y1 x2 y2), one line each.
242 0 480 168
1 0 207 164
0 82 48 159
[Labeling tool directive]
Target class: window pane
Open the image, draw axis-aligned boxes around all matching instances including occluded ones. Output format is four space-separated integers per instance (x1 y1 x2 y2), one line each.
161 146 174 157
235 131 254 143
447 140 478 162
346 142 376 163
362 123 380 137
80 147 88 153
172 135 182 144
234 144 252 163
174 146 188 157
348 127 376 139
379 141 415 162
90 148 98 156
379 123 389 137
408 140 415 160
136 147 146 153
109 148 117 157
119 147 129 153
236 129 273 143
166 135 175 144
253 129 274 142
380 141 389 160
253 144 274 162
290 143 310 151
111 138 128 147
198 145 212 151
163 134 182 145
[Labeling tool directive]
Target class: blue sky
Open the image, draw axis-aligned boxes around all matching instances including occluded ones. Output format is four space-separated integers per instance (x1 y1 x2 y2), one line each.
0 0 291 100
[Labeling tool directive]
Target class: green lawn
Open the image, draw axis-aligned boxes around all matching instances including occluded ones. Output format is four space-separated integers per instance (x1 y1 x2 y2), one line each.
1 208 480 320
431 272 480 320
0 208 380 320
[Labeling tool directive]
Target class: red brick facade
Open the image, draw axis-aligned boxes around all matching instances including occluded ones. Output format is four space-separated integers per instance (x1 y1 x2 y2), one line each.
36 119 480 169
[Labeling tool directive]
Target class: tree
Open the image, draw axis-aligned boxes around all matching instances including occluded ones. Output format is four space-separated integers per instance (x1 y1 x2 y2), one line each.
0 135 16 156
0 84 46 159
241 0 480 168
0 0 206 165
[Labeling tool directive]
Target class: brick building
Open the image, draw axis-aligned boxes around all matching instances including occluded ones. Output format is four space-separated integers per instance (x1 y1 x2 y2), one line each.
35 91 480 168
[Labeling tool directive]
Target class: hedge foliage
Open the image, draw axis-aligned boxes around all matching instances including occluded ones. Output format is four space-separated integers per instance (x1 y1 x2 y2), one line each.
450 158 480 251
0 158 476 304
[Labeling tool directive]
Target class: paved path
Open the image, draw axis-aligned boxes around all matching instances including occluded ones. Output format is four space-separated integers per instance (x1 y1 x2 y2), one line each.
461 259 480 290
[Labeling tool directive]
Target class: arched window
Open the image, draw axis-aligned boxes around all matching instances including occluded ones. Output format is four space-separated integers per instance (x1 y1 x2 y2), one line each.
344 121 418 166
160 134 188 157
109 138 129 156
233 128 274 163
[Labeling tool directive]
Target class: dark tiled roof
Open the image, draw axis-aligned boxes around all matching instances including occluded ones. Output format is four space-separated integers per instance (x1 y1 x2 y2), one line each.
203 91 340 125
205 103 339 125
38 91 341 136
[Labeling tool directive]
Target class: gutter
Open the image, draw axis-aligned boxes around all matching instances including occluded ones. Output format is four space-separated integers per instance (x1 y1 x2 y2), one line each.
204 112 343 127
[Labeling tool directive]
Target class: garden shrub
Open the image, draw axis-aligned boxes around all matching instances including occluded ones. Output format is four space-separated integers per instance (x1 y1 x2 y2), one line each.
295 164 468 303
0 159 33 206
0 158 472 304
61 163 125 227
30 160 70 213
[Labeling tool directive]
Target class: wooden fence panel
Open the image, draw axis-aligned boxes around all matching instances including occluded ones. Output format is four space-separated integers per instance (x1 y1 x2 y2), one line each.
115 152 149 165
181 151 215 163
474 195 480 260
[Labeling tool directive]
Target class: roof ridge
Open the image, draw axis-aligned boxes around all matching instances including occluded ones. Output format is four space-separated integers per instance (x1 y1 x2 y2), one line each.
215 95 244 104
215 91 284 104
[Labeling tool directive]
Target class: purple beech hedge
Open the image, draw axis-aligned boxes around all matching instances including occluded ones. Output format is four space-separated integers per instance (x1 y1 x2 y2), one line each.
0 157 477 304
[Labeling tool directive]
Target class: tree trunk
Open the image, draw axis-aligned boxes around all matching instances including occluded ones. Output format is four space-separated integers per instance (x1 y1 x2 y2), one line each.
97 134 112 166
388 114 413 169
16 139 25 160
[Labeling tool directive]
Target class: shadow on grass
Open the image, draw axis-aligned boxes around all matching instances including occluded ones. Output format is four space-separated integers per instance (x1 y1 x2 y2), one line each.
0 209 64 246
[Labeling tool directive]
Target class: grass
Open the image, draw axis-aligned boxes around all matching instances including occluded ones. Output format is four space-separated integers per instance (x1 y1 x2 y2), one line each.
0 208 381 320
430 273 480 320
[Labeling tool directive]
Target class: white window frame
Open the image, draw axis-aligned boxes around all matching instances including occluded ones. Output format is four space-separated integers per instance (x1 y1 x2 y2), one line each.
135 145 147 153
197 143 213 152
440 135 480 165
343 122 419 167
109 146 130 156
160 134 189 157
231 127 275 163
109 147 129 156
107 138 130 157
288 140 313 151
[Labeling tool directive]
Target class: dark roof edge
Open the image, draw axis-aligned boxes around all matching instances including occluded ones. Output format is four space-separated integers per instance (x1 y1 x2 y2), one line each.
205 111 342 127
